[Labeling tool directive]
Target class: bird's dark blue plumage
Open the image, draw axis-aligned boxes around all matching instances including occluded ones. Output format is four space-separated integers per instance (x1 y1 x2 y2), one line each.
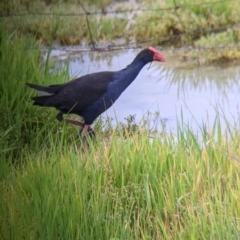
80 60 148 124
26 47 165 135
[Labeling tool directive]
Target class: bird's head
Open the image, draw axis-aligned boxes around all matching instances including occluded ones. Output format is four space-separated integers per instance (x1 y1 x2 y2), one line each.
136 47 165 64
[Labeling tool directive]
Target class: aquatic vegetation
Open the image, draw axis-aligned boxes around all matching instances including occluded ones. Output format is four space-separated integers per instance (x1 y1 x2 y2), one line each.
181 29 240 63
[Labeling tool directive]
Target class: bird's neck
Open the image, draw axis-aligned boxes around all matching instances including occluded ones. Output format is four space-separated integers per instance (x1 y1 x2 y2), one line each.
117 60 147 86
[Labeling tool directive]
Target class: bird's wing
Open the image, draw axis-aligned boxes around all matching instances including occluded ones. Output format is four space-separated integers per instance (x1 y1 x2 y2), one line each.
47 71 115 112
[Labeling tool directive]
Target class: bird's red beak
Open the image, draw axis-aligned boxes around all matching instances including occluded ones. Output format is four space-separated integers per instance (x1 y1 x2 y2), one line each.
149 46 165 62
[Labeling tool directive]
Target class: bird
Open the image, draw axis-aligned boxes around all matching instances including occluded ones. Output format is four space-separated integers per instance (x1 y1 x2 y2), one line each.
26 47 165 136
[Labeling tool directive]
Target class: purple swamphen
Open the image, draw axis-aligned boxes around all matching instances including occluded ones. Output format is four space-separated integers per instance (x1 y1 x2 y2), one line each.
26 47 165 136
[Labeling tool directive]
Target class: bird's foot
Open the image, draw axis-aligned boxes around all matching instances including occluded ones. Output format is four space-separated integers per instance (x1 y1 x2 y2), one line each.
56 112 64 122
79 124 96 138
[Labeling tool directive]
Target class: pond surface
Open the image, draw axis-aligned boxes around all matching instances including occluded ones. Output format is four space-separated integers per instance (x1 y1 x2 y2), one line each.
51 48 240 133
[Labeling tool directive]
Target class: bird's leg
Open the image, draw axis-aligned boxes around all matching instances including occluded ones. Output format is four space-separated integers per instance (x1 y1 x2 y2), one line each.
56 112 84 127
64 118 85 127
80 125 90 135
56 113 95 137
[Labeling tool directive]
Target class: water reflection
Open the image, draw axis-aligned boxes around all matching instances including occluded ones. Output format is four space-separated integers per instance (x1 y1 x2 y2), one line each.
52 48 240 132
165 65 240 100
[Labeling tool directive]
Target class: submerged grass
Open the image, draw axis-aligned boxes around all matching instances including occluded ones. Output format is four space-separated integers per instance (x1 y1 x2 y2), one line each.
1 31 240 239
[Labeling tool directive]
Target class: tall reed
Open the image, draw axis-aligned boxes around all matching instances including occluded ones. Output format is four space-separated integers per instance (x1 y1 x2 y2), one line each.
0 29 73 160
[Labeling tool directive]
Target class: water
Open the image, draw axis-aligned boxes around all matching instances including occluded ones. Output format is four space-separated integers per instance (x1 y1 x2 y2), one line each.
52 48 240 133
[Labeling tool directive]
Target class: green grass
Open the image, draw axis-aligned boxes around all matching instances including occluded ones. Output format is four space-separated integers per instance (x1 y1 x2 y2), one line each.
2 0 240 53
1 123 240 239
1 31 240 239
132 0 240 63
133 0 240 42
1 0 127 45
0 29 76 159
2 0 240 63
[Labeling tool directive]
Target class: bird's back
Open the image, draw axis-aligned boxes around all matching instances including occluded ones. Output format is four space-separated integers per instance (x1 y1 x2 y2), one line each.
45 71 115 113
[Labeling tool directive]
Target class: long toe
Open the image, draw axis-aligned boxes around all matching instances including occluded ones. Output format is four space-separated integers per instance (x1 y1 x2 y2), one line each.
87 127 96 138
79 125 96 139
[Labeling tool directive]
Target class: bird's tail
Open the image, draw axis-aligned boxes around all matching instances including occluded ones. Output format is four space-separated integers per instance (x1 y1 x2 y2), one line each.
26 83 61 107
26 83 57 96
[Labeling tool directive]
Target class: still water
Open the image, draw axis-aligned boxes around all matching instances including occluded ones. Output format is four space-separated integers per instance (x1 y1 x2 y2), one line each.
52 48 240 133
